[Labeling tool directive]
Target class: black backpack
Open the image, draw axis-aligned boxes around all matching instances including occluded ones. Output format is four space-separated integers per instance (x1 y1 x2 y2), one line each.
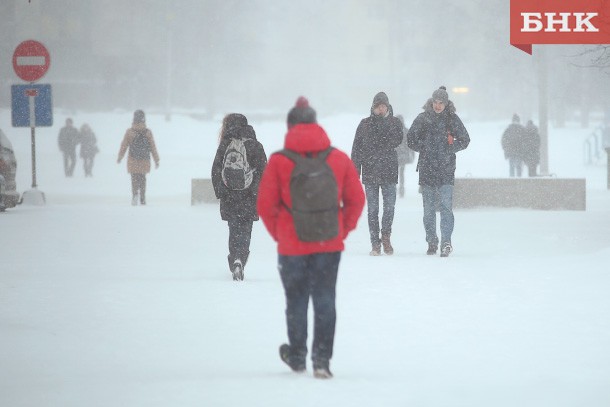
278 147 339 242
129 129 151 160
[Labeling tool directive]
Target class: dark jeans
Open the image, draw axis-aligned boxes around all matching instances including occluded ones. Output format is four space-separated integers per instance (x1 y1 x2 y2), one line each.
398 165 406 198
278 252 341 366
83 156 95 176
365 184 397 244
606 148 610 189
509 157 522 177
131 173 147 203
62 150 76 177
227 219 253 269
422 184 454 246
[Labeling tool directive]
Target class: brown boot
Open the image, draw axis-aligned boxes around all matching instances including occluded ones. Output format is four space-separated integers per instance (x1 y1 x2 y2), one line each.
369 242 382 256
381 234 394 255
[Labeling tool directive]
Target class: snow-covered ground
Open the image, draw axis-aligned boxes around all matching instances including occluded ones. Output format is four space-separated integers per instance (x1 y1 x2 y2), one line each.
1 108 609 407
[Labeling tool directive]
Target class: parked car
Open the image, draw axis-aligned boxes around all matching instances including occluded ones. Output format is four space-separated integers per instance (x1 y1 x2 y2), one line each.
0 129 19 211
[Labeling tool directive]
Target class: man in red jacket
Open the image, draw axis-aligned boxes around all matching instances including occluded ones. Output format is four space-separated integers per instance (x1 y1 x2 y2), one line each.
257 97 365 379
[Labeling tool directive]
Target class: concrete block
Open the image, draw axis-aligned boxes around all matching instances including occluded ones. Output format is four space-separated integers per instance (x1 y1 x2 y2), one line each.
191 178 217 205
453 178 586 210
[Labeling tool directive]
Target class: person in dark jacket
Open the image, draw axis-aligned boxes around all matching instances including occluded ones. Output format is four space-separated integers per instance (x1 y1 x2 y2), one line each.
522 119 540 177
257 97 365 379
351 92 403 255
212 113 267 281
79 123 99 177
502 114 526 177
58 118 81 177
407 86 470 257
117 110 160 206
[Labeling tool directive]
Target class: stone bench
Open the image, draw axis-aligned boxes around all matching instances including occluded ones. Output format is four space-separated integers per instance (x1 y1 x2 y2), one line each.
453 178 586 210
191 178 217 205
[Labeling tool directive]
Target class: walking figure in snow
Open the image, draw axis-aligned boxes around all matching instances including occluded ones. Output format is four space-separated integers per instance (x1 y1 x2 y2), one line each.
117 110 160 206
603 119 610 189
395 114 415 198
522 119 541 177
407 86 470 257
58 118 81 177
501 114 526 177
211 113 267 281
79 123 99 177
351 92 403 256
257 97 364 379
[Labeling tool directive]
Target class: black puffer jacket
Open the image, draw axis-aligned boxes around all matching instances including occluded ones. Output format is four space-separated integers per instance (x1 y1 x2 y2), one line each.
212 125 267 221
351 106 403 185
407 99 470 187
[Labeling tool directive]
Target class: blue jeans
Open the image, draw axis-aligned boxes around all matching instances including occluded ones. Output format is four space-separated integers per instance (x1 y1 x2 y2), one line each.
365 184 397 244
422 185 454 246
278 252 341 366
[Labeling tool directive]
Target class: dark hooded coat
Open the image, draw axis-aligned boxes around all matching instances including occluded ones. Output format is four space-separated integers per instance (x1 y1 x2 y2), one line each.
351 99 403 185
212 124 267 222
407 99 470 187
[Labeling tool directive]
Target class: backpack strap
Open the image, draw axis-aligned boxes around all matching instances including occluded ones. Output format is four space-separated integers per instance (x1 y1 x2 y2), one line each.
278 146 334 162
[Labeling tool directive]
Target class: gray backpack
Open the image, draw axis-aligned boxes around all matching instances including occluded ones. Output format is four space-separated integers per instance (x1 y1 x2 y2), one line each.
278 147 339 242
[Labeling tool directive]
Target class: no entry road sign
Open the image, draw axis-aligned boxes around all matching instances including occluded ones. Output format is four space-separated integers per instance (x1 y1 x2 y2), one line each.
12 40 51 82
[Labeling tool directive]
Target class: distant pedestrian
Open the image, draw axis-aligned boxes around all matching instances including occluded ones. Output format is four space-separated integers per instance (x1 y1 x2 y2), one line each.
211 113 267 281
395 114 415 198
501 114 526 177
79 123 99 177
522 120 540 177
257 97 365 379
407 86 470 257
58 118 81 177
351 92 403 256
117 110 160 205
603 119 610 189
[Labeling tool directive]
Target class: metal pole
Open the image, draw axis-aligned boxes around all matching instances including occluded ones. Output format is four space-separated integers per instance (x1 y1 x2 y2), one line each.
537 47 549 176
28 94 37 188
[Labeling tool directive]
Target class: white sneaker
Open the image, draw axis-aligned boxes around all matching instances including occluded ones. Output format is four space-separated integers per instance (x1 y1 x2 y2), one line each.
440 242 453 257
232 260 244 281
313 366 333 379
131 194 138 206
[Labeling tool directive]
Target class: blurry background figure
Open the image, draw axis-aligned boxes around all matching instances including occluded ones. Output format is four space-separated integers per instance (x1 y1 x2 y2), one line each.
603 119 610 189
501 114 526 177
79 123 99 177
395 114 415 198
523 120 541 177
58 118 81 177
117 110 160 206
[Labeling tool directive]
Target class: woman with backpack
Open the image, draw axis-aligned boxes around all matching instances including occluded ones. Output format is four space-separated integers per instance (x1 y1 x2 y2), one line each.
117 109 160 205
211 113 267 281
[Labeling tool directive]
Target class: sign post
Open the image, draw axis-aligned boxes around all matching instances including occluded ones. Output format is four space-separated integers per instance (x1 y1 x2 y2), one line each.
11 40 52 205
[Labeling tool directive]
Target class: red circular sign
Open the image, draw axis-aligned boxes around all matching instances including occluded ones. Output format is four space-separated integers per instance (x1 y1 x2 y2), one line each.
12 40 51 82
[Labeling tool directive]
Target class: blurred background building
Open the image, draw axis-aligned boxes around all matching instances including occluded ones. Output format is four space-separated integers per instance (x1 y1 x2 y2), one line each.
1 0 608 123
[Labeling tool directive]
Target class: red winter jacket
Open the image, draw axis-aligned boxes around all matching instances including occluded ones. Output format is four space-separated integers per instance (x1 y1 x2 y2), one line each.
257 123 365 256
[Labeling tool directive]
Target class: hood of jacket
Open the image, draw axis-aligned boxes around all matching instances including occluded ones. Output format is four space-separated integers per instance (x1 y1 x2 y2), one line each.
369 103 395 117
238 124 257 141
284 123 331 154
